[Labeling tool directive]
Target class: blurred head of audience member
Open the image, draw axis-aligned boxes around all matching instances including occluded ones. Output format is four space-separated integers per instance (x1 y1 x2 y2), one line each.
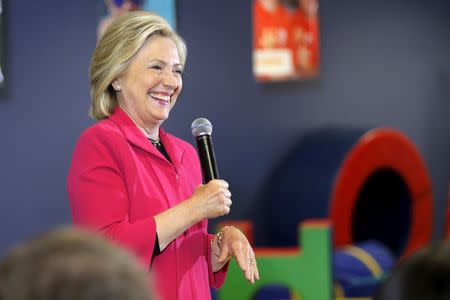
445 180 450 239
0 227 155 300
374 240 450 300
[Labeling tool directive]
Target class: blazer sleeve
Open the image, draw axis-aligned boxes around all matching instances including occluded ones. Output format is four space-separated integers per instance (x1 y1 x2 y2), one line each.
205 233 229 288
67 129 156 268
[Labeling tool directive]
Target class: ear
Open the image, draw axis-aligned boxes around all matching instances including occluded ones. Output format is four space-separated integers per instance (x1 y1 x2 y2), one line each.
112 79 121 91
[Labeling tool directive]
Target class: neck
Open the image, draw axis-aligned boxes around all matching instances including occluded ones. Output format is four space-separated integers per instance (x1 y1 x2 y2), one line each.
119 106 159 140
141 127 159 141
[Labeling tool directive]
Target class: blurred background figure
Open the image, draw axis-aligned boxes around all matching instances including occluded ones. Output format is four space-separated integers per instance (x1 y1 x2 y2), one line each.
445 180 450 239
253 0 293 80
97 0 143 39
0 227 155 300
254 0 290 50
374 240 450 300
0 0 4 87
289 0 320 77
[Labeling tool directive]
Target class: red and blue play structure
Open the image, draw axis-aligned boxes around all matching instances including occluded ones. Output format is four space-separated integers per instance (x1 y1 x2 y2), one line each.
218 127 433 300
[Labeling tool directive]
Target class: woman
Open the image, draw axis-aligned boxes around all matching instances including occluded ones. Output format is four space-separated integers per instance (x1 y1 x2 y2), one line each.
68 11 259 300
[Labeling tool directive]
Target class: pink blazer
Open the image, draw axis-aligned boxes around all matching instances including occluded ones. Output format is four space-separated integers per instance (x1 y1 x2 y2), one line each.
67 107 227 300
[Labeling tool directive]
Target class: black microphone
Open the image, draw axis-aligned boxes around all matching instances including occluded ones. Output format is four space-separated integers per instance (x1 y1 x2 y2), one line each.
191 118 219 183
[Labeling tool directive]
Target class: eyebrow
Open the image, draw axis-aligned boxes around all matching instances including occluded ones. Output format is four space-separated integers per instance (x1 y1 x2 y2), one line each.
148 59 183 68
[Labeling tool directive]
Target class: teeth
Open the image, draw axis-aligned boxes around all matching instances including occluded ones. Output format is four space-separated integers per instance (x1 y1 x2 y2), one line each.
150 93 170 102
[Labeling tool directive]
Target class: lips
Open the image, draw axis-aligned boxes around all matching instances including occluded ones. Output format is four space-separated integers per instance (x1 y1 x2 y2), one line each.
149 92 171 105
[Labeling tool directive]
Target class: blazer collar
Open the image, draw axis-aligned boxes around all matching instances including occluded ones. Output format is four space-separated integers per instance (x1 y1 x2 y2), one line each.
108 107 185 169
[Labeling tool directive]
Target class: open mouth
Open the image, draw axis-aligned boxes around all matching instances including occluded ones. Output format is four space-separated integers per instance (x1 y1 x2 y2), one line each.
149 92 171 105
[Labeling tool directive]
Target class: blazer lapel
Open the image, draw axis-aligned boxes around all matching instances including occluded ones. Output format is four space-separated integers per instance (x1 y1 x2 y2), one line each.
108 107 186 168
108 107 164 159
159 129 186 172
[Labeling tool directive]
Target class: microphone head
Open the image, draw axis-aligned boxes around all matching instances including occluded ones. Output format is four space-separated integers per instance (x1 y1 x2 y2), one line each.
191 118 213 137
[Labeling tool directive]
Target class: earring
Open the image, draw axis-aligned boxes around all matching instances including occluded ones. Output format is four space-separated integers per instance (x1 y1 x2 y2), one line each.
112 81 121 91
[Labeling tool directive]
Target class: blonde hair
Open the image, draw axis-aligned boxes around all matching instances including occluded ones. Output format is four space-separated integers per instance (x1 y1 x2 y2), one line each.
89 11 187 120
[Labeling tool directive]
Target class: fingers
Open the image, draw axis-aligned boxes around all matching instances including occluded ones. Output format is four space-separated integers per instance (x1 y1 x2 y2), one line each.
214 180 232 198
234 244 259 283
197 180 232 219
222 188 232 198
216 179 229 189
243 246 254 283
218 243 230 264
231 241 248 275
222 205 231 216
253 255 260 280
219 227 260 283
206 180 231 199
223 190 232 211
247 248 259 282
210 180 232 216
230 239 259 283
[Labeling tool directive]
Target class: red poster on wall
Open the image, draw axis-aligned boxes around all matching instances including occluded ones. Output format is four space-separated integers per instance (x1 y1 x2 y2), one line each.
253 0 320 82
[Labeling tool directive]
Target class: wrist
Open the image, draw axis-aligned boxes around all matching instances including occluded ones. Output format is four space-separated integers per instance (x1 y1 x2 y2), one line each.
217 225 232 247
210 234 221 258
210 225 234 258
186 196 203 223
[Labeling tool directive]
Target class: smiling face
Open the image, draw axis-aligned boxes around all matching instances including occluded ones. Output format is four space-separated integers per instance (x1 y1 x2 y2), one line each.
113 35 183 132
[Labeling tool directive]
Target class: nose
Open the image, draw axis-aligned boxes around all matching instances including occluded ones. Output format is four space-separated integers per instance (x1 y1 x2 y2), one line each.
162 70 179 90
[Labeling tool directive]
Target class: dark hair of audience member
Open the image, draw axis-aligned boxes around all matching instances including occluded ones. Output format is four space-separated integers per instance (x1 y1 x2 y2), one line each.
374 240 450 300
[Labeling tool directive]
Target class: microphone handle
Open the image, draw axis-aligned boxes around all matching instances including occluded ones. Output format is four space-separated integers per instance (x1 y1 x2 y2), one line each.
196 135 219 183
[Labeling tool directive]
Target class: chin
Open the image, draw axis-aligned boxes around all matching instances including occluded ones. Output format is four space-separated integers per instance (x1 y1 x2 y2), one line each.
154 113 169 123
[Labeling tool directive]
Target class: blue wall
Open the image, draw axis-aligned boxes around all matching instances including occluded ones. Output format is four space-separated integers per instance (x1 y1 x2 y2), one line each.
0 0 449 255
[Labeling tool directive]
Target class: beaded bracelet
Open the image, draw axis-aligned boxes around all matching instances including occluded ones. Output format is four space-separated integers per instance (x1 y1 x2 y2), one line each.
210 225 233 258
210 236 220 257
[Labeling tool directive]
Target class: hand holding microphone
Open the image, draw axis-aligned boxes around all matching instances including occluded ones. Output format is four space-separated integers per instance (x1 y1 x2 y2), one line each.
190 118 232 219
191 118 259 283
191 179 232 218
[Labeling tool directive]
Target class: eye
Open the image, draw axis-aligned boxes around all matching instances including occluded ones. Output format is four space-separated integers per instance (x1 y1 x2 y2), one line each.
150 65 163 72
173 69 183 75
